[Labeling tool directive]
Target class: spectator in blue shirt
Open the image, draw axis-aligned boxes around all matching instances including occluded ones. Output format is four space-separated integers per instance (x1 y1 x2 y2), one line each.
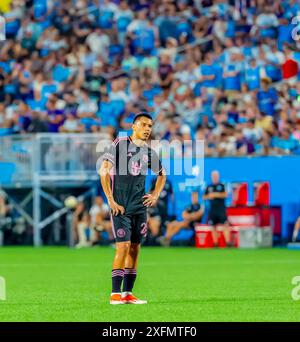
271 128 299 154
115 1 134 45
257 78 278 117
195 53 217 93
243 58 261 91
223 58 241 92
278 18 295 51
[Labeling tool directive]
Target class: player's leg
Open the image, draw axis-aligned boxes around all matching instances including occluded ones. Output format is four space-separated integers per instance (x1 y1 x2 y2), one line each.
208 213 219 247
222 222 231 246
121 212 147 304
157 220 179 246
90 227 99 246
110 214 132 304
211 226 219 247
215 211 231 246
75 221 89 248
148 216 161 237
165 221 189 241
123 242 140 295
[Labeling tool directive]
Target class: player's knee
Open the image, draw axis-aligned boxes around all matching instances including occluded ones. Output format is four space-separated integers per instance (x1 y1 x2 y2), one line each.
115 242 131 257
130 243 140 256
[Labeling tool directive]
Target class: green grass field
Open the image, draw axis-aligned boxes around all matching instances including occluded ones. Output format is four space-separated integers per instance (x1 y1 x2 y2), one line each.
0 247 299 322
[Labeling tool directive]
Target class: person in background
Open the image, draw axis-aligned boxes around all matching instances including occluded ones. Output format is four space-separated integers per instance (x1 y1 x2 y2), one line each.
89 196 113 243
0 190 12 245
27 111 48 133
158 191 204 247
292 216 300 242
73 202 90 248
150 178 174 229
203 170 231 247
145 206 162 245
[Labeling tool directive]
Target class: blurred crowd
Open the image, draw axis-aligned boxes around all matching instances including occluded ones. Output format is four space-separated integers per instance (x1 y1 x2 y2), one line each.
1 0 300 155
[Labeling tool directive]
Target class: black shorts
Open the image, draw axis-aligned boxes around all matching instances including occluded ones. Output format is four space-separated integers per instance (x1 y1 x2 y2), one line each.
111 211 148 244
208 212 227 226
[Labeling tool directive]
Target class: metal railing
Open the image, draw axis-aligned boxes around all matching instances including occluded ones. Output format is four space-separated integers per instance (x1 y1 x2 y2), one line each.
0 134 34 184
0 133 110 185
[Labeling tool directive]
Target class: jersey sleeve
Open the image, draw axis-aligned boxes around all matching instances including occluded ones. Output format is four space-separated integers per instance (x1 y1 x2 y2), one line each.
103 143 117 165
149 148 163 175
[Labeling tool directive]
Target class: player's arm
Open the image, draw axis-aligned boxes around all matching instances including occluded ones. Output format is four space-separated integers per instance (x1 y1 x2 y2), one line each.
143 169 166 207
143 148 166 207
210 184 227 199
182 210 190 221
210 191 227 199
99 160 125 216
202 187 210 200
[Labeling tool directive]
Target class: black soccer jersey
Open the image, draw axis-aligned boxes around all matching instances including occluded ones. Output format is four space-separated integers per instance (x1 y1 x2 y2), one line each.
185 202 202 228
204 183 227 214
102 136 163 215
186 203 201 214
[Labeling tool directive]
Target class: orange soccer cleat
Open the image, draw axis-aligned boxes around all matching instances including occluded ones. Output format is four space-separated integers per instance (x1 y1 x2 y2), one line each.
110 293 124 305
121 292 147 304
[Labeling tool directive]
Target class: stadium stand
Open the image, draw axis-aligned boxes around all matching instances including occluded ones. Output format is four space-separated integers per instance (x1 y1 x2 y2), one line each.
0 0 300 156
1 0 300 246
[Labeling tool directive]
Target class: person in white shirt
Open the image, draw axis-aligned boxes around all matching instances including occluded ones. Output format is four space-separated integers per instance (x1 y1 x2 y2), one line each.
77 89 98 116
89 196 113 241
86 28 110 61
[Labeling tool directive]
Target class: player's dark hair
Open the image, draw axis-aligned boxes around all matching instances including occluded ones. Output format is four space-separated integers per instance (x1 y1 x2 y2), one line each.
133 112 153 123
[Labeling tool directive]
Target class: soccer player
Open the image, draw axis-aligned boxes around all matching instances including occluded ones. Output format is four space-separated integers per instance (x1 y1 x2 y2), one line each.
99 113 166 304
203 170 231 247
